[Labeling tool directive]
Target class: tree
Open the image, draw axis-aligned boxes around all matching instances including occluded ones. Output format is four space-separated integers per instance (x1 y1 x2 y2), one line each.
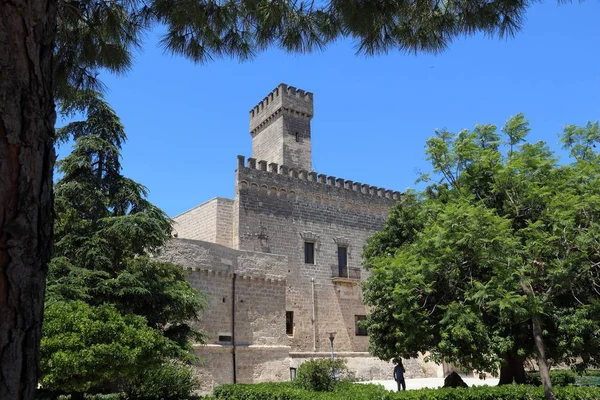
41 94 205 396
362 115 600 400
0 1 582 398
40 301 186 397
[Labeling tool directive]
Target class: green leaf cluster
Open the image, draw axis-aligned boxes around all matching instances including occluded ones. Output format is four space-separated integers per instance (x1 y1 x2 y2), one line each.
363 115 600 376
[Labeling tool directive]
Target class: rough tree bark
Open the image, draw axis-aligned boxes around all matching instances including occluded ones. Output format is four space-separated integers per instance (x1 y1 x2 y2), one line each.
0 0 57 399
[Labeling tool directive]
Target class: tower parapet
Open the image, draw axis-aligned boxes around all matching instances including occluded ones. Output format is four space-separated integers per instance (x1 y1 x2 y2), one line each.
249 84 314 171
236 155 400 212
249 84 313 135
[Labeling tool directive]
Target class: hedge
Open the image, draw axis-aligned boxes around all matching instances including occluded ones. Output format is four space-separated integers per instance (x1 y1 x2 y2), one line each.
525 371 577 387
213 382 600 400
525 370 600 387
213 382 387 400
388 386 600 400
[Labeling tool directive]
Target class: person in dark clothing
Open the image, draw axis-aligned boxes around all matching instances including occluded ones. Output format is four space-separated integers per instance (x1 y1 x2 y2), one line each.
393 360 406 391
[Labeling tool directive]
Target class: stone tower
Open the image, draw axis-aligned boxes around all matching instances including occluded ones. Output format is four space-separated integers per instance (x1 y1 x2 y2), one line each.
249 83 313 171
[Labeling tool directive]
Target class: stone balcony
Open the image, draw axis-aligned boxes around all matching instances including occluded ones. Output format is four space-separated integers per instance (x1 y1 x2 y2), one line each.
331 265 361 281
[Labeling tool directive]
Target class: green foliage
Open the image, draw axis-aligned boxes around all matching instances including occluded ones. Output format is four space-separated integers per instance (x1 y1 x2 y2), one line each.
526 371 577 387
293 359 349 392
124 362 198 400
388 386 600 400
362 116 600 377
48 94 206 341
55 1 546 112
42 95 204 396
40 301 181 394
54 395 123 400
213 382 386 400
212 382 600 400
525 370 600 388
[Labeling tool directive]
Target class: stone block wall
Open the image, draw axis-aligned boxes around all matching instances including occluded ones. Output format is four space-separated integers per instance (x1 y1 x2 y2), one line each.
173 198 233 246
216 198 234 247
158 238 294 394
157 239 287 344
289 352 443 381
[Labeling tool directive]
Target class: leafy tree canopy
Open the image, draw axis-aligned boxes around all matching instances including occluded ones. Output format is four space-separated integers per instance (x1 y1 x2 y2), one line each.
40 301 185 394
55 0 550 110
363 115 600 388
42 93 206 395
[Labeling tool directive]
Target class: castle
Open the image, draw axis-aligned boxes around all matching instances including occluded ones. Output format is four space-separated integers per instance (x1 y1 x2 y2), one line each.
158 84 442 393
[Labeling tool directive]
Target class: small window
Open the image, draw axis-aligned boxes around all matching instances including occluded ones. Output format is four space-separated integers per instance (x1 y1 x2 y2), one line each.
286 311 294 335
355 315 367 336
338 246 348 277
218 335 232 342
295 132 300 142
304 242 315 264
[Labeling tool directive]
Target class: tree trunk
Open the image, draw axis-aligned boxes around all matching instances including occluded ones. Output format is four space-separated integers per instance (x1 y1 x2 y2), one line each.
519 278 555 400
498 351 526 385
532 313 555 400
0 0 57 399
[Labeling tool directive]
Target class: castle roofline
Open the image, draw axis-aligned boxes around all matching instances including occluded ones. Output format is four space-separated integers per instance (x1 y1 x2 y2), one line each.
236 155 401 201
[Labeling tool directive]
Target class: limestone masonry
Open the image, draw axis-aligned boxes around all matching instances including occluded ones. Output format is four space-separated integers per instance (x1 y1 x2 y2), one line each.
158 84 442 394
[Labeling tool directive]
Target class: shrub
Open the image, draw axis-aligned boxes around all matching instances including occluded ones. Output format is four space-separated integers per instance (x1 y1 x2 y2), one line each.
524 370 600 387
293 359 349 392
53 395 122 400
124 362 198 400
386 385 600 400
526 370 577 387
214 382 385 400
213 382 600 400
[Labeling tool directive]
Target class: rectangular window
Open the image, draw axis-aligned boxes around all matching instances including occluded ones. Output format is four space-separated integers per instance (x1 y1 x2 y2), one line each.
218 335 232 342
286 311 294 335
304 242 315 264
355 315 368 336
338 246 348 277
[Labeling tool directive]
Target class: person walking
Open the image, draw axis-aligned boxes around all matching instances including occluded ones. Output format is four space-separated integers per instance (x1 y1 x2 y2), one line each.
393 359 406 391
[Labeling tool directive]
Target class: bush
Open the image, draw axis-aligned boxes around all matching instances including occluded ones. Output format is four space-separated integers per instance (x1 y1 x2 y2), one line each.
213 382 385 400
125 362 198 400
387 385 600 400
213 382 600 400
293 359 349 392
53 395 123 400
525 370 600 387
526 370 577 387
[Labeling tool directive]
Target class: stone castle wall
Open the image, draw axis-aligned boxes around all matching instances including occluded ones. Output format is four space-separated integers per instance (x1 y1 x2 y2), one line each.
157 239 293 394
234 155 399 355
156 239 288 344
173 198 234 247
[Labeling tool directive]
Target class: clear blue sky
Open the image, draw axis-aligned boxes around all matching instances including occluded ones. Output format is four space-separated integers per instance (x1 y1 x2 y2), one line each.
56 1 600 218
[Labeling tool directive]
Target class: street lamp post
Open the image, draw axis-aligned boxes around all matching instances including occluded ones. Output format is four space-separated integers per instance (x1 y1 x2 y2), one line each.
328 332 336 360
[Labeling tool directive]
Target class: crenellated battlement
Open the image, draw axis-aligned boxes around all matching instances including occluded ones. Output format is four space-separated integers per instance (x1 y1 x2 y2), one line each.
236 155 400 205
249 83 313 136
